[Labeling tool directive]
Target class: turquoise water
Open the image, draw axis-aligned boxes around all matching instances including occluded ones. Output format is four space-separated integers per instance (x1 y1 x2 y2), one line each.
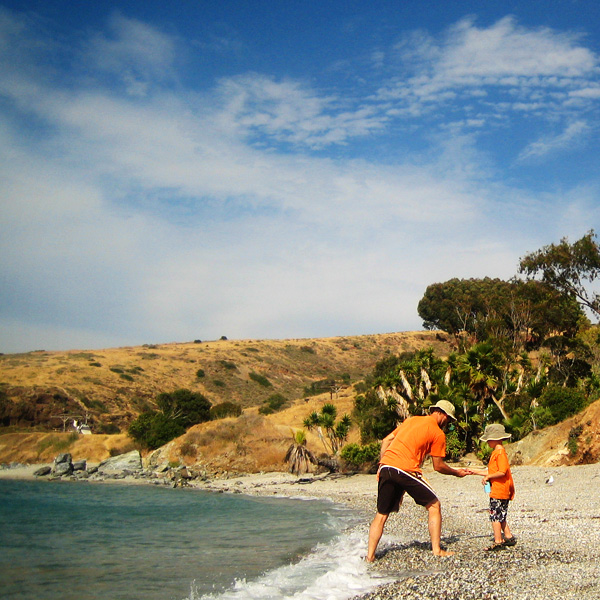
0 479 389 600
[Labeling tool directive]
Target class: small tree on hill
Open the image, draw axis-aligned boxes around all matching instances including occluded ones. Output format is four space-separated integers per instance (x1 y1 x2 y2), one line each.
303 403 351 455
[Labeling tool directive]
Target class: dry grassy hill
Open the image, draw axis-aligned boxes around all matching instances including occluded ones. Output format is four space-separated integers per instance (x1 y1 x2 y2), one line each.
3 331 595 473
0 331 453 471
0 330 451 434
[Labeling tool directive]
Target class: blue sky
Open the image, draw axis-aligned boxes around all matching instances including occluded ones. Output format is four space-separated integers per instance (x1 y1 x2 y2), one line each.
1 1 599 353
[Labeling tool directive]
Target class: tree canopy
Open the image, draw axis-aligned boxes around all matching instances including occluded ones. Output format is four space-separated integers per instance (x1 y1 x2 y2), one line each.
519 229 600 320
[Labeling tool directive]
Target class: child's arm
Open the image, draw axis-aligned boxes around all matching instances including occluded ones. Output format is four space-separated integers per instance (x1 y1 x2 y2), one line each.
465 467 487 476
483 470 506 482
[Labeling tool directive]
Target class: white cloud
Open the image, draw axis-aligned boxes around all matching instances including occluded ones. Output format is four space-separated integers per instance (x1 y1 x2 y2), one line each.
518 120 590 160
377 16 600 129
85 13 176 95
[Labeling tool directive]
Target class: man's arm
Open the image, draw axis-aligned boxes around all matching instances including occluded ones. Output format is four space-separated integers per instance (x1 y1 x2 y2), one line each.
379 431 395 461
431 456 468 477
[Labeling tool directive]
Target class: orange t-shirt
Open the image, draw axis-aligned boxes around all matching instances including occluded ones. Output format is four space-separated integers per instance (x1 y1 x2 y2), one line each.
488 445 515 500
380 415 446 474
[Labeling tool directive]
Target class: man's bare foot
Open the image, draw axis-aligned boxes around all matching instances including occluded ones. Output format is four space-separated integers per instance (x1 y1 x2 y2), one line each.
432 549 455 557
365 556 375 563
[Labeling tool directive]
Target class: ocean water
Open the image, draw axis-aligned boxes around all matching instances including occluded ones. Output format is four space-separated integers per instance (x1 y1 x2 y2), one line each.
0 479 392 600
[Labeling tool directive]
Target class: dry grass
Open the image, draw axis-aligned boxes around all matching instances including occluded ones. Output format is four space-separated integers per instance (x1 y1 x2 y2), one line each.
0 331 455 470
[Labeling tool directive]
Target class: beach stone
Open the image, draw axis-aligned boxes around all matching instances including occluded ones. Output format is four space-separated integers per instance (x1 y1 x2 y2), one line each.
33 466 51 477
53 461 73 476
98 450 142 473
55 453 72 465
72 460 87 471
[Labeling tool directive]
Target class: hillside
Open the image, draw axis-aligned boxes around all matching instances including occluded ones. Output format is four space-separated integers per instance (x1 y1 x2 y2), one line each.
2 330 597 473
0 331 452 433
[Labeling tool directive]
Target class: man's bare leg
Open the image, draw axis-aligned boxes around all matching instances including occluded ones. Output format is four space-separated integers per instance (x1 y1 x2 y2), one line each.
426 500 454 556
366 512 388 562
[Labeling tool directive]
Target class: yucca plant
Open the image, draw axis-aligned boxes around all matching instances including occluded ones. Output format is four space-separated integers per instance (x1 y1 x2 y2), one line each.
284 430 316 475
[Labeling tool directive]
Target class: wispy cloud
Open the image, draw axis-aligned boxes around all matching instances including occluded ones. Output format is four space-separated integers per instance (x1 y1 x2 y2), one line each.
377 16 600 129
518 120 590 160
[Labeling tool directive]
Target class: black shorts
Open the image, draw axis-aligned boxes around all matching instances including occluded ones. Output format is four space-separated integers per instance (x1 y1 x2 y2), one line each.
377 466 439 514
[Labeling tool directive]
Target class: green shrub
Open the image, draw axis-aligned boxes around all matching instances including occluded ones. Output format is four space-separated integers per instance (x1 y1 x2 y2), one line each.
120 373 134 381
340 442 381 468
213 379 226 387
196 368 205 378
110 367 124 374
352 390 399 443
258 393 288 415
568 425 584 456
128 412 185 450
249 372 272 387
445 428 467 461
210 402 243 420
97 423 120 434
89 362 102 367
538 385 588 426
219 360 237 370
476 443 493 464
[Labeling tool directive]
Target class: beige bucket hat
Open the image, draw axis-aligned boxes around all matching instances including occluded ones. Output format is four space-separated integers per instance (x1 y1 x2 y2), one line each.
429 400 456 421
480 423 512 442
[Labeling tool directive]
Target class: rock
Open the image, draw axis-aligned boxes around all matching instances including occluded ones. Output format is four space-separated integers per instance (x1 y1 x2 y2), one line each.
55 453 72 465
72 460 87 472
98 450 142 473
53 462 73 476
33 466 52 477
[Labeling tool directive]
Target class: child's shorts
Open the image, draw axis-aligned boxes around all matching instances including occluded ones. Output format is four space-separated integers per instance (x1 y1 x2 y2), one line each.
489 498 510 522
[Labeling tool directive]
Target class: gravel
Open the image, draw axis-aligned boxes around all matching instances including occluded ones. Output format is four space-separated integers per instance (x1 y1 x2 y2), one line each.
352 462 600 600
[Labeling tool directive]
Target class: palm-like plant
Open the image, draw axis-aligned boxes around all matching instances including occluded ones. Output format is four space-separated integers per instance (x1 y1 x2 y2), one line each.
303 404 352 455
284 430 316 475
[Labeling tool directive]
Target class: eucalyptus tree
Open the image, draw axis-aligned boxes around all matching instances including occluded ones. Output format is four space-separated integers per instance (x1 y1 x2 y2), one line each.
519 230 600 320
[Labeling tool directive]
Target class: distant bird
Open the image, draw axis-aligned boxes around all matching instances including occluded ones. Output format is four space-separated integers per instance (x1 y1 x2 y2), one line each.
545 475 554 485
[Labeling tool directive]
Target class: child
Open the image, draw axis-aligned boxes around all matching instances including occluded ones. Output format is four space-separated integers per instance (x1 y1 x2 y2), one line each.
468 423 516 551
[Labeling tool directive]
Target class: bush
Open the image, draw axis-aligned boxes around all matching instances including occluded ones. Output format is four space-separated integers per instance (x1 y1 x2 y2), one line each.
538 385 588 426
210 402 243 420
196 368 205 378
249 372 272 387
258 393 288 415
445 428 467 461
156 389 212 427
128 412 186 450
476 443 493 464
219 360 237 370
352 390 399 443
96 423 120 434
568 425 584 456
340 442 381 469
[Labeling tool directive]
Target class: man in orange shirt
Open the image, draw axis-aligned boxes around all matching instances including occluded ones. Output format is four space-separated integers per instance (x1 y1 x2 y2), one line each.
467 423 516 551
366 400 469 561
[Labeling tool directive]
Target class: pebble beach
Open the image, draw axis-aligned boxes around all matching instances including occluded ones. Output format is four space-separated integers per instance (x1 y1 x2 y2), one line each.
193 462 600 600
2 461 599 599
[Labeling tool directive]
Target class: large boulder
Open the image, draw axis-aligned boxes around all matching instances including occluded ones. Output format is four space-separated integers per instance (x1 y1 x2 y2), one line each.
72 459 87 472
98 450 142 474
53 461 73 476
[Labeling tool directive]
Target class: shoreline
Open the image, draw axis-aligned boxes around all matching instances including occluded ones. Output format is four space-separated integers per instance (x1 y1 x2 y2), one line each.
2 462 600 599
